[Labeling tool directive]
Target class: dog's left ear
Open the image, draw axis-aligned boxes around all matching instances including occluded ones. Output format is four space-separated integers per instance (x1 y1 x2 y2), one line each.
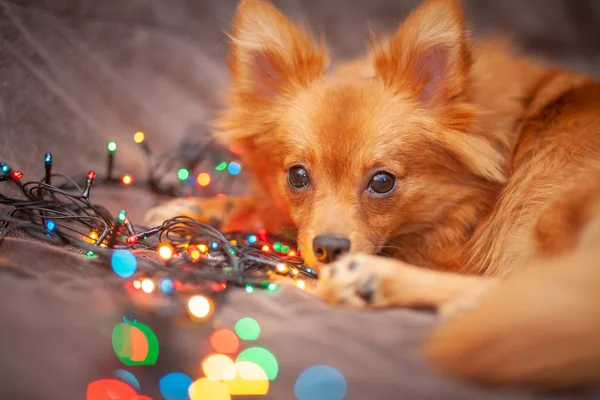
228 0 328 103
373 0 471 118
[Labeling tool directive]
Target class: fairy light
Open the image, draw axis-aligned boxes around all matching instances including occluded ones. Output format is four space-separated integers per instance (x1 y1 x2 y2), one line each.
188 246 201 261
45 220 56 232
0 163 9 174
141 279 155 293
230 239 237 246
107 141 117 152
133 280 142 290
288 249 297 257
89 230 99 241
198 244 208 253
157 243 174 260
276 263 289 274
273 242 282 252
296 280 306 290
121 174 134 186
44 152 52 184
291 267 300 277
210 242 218 250
262 245 270 252
227 161 242 175
117 210 127 223
0 171 23 182
197 172 211 187
281 245 290 253
248 235 257 244
245 285 254 293
126 235 138 245
107 141 117 181
81 170 96 199
215 161 227 171
133 131 145 144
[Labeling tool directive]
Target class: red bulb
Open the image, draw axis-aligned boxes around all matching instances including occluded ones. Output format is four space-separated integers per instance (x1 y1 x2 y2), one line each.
126 235 139 245
87 170 96 179
10 171 23 180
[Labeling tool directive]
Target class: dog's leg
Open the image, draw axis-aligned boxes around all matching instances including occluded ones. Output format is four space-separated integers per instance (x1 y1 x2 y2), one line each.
145 195 261 230
317 253 495 311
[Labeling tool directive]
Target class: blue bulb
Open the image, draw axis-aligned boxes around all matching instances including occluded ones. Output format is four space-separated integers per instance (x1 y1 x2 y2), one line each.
44 153 52 166
0 163 9 174
248 235 257 244
111 250 137 278
159 372 193 400
161 279 174 293
210 242 218 250
294 365 348 400
46 220 56 232
227 161 242 175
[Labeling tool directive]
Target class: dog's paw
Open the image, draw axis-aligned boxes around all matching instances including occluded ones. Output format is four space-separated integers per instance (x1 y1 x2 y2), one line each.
145 197 226 228
317 253 397 308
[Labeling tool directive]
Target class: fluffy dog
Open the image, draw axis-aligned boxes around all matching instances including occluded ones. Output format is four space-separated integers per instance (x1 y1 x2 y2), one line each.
146 0 600 388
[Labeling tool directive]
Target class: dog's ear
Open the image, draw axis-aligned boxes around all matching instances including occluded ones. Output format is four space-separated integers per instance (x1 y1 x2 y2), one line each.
228 0 328 103
373 0 471 117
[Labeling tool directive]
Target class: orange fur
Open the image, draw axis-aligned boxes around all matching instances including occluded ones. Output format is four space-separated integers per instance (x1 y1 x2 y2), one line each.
147 0 600 388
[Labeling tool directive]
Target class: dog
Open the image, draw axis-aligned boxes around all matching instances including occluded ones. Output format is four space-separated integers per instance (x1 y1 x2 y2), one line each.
146 0 600 388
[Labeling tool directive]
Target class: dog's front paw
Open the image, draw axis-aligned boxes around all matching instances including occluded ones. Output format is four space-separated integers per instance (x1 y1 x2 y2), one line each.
145 197 226 228
317 253 397 308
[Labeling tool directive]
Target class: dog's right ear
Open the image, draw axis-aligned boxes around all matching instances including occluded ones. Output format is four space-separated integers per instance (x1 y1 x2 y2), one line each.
228 0 328 103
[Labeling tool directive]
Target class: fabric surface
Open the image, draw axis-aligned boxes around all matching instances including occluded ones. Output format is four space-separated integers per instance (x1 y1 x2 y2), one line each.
1 0 600 399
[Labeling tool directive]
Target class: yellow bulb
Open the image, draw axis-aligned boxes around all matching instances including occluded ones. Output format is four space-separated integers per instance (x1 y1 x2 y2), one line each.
134 131 145 144
230 239 237 246
133 280 141 289
275 263 288 274
89 230 99 241
291 267 300 276
188 295 212 319
158 243 174 260
296 280 306 290
141 279 155 293
198 244 208 253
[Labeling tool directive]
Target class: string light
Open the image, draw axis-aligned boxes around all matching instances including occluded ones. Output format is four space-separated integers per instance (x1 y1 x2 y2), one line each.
107 141 117 152
89 230 99 241
45 220 56 232
133 280 142 290
215 161 227 171
198 244 208 253
44 152 52 184
0 163 9 174
248 235 257 244
276 263 289 274
0 171 23 182
188 245 201 261
245 285 254 293
133 131 145 144
281 245 290 253
262 245 270 252
197 172 211 187
121 174 134 186
81 170 96 199
157 243 174 260
288 249 297 257
291 267 300 277
296 280 306 290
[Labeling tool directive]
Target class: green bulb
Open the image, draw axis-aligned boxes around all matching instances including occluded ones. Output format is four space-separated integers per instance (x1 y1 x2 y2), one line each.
86 251 95 257
235 317 261 341
245 285 254 293
273 242 282 252
177 168 189 181
117 210 127 223
215 161 228 171
267 283 277 291
281 245 290 253
108 141 117 152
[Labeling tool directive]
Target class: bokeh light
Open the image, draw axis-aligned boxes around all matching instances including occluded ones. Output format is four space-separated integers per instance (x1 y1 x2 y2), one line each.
177 168 190 181
159 372 193 400
235 317 261 341
202 354 234 380
236 347 278 380
133 131 145 144
108 141 117 152
188 378 230 400
46 220 56 232
114 369 140 392
112 321 159 366
133 280 141 290
111 250 137 278
210 329 240 354
248 235 257 244
296 280 306 290
227 161 242 175
121 174 134 186
158 243 174 260
197 172 211 187
294 365 348 400
141 279 155 294
87 379 136 400
188 295 212 319
215 161 228 171
161 278 174 293
222 361 269 395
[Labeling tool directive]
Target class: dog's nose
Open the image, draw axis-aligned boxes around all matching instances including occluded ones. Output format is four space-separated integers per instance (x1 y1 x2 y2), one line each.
312 234 351 263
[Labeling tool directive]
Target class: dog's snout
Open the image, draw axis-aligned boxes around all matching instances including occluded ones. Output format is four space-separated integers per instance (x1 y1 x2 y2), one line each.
312 234 351 263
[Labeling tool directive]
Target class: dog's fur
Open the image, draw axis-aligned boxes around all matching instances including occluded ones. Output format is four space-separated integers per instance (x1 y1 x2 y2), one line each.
146 0 600 388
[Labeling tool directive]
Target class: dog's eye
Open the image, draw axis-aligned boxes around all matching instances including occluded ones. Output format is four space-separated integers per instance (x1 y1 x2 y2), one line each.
368 172 395 194
288 166 310 189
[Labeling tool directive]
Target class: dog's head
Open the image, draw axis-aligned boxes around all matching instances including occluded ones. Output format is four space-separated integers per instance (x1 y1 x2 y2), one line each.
216 0 505 268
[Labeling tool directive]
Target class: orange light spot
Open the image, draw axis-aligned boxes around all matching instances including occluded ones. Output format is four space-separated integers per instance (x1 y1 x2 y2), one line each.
230 146 242 155
197 172 211 187
188 246 201 261
121 174 134 186
198 244 208 253
157 243 174 260
210 329 240 354
216 193 228 198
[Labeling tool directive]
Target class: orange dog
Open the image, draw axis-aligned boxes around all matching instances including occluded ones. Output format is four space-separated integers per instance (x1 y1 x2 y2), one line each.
146 0 600 388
